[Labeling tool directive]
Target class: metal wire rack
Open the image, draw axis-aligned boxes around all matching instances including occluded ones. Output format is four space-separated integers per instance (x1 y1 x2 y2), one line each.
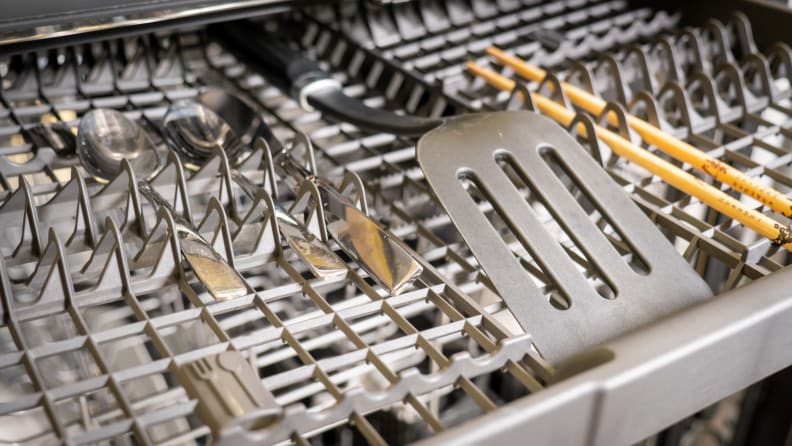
0 0 790 445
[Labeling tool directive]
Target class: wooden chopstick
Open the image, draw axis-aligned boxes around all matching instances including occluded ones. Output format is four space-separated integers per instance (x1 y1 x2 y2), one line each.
466 61 792 251
486 46 792 218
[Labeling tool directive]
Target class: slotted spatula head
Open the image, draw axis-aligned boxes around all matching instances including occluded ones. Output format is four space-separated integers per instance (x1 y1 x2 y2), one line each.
417 111 712 363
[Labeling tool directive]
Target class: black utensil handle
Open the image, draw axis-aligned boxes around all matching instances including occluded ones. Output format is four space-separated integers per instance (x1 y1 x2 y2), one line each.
307 89 443 136
209 21 330 96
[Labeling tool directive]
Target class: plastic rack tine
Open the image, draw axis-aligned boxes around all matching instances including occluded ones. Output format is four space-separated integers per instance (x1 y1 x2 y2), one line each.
564 59 598 98
186 145 238 220
623 44 660 95
767 43 792 85
702 19 736 67
77 216 133 300
716 62 767 114
0 255 10 320
678 28 709 74
85 161 139 235
39 166 99 249
742 53 780 104
597 101 641 145
685 71 735 124
503 82 537 112
626 91 674 136
656 80 710 135
537 71 572 111
290 179 331 243
337 171 370 217
123 160 156 240
148 151 193 224
731 12 759 57
290 132 319 176
132 206 182 279
197 196 241 270
10 229 72 322
245 137 280 200
231 186 281 262
654 36 686 84
567 112 606 168
593 53 632 105
0 176 44 258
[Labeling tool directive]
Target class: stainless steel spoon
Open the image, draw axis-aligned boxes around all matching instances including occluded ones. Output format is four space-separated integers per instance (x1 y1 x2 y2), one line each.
163 100 348 280
186 89 423 295
77 109 248 301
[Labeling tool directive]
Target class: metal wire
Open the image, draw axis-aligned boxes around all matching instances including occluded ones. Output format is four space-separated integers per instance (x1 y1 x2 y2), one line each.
0 0 789 444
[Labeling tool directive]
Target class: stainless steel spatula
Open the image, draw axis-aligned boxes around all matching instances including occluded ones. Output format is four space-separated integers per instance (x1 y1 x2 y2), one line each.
417 111 712 363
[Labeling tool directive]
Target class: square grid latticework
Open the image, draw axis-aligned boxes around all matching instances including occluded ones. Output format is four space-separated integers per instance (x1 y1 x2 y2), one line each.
302 0 792 293
0 0 790 445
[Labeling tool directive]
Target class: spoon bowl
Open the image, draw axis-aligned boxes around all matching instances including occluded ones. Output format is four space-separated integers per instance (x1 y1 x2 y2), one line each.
77 109 162 181
164 99 245 166
197 88 280 153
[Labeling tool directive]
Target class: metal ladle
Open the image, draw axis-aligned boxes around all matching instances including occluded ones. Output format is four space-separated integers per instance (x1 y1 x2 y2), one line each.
163 100 348 280
77 109 248 301
171 90 423 295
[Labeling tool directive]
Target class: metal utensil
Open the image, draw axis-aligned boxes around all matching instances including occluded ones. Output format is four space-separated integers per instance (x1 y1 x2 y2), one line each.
209 21 442 136
163 100 348 280
195 89 423 295
77 109 248 301
206 28 713 360
416 110 713 363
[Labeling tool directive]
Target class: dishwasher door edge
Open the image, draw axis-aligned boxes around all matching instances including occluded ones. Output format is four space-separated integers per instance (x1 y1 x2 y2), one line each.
419 266 792 446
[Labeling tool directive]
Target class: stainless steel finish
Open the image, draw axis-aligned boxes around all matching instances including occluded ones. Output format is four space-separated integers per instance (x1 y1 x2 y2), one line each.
197 90 425 295
164 99 348 280
315 172 424 295
78 109 248 300
0 0 287 48
420 265 792 446
77 109 162 181
417 111 713 363
2 2 792 445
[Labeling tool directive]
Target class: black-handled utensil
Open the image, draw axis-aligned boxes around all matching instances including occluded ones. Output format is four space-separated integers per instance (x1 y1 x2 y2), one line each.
209 22 442 136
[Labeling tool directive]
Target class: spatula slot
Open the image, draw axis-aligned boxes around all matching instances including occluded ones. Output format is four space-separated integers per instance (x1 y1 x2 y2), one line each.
538 148 652 277
457 171 572 311
494 154 618 302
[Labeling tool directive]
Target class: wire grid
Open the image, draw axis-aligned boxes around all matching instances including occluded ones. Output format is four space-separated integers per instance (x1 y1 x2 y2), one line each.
0 15 547 446
301 0 792 294
0 1 789 445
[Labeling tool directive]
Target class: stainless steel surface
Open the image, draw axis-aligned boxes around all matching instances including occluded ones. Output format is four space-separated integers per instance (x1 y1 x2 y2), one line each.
1 1 792 445
420 265 792 446
77 109 162 181
417 110 713 363
164 98 249 165
197 89 425 295
78 109 248 301
278 141 425 295
0 0 289 48
164 99 349 280
319 180 424 295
